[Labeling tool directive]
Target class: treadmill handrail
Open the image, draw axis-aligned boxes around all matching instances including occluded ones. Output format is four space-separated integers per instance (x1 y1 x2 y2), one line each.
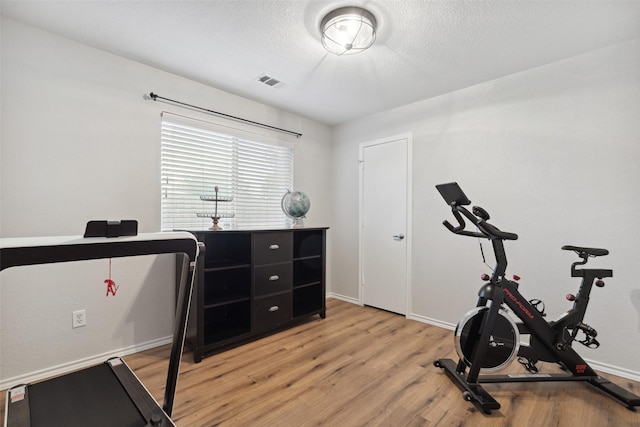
0 232 198 270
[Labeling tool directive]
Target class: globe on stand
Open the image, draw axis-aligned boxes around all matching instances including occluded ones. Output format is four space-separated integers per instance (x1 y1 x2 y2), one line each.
281 190 310 228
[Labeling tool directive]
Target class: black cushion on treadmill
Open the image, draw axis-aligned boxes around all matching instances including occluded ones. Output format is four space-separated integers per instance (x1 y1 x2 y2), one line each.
28 363 145 427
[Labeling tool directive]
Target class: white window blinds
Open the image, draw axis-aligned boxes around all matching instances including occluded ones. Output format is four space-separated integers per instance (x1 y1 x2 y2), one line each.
161 113 294 231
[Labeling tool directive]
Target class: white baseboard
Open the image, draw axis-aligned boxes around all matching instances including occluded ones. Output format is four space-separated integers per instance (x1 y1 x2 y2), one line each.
327 292 360 305
585 358 640 382
0 336 172 391
408 312 456 331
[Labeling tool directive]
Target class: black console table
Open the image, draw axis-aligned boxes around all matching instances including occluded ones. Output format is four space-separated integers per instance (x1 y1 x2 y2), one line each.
183 228 328 362
1 232 199 426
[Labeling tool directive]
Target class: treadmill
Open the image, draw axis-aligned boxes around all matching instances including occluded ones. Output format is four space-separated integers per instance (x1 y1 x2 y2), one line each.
2 225 199 427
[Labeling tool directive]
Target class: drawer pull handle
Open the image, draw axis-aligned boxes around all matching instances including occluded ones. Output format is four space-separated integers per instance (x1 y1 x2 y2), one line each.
269 275 280 281
269 305 279 312
268 244 280 250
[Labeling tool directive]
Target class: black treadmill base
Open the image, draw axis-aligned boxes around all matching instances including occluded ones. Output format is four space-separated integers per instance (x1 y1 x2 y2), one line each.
6 358 173 427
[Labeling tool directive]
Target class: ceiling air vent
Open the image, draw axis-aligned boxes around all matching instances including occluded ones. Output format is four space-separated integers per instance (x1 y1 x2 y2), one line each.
256 74 287 89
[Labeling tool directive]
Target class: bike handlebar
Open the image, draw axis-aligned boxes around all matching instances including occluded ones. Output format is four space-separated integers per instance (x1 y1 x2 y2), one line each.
444 204 518 241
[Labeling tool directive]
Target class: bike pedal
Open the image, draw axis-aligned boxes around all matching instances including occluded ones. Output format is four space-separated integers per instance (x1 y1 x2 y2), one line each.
580 337 600 348
518 357 539 373
529 299 546 317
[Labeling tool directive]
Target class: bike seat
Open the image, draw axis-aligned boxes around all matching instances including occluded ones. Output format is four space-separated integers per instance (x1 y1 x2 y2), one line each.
562 245 609 257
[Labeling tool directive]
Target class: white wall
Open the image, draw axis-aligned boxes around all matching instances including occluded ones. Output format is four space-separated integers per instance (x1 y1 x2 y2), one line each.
0 17 332 387
2 13 639 387
331 39 640 377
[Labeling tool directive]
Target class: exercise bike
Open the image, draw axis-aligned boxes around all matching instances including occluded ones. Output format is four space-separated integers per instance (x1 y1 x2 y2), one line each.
432 182 640 414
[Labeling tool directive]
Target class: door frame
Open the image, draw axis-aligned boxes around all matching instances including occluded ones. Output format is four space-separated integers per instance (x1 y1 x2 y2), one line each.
358 133 413 316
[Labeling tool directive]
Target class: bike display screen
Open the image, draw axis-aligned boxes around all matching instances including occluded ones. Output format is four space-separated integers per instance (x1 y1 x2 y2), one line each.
436 182 471 206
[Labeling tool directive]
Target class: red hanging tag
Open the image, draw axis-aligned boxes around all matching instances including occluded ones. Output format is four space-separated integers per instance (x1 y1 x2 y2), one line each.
105 258 119 297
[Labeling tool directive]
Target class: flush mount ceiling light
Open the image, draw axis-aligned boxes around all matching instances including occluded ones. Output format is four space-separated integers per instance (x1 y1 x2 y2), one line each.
320 6 377 55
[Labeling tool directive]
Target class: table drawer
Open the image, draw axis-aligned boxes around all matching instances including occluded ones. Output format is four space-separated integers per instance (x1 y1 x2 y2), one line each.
254 232 292 265
254 262 292 297
253 293 292 331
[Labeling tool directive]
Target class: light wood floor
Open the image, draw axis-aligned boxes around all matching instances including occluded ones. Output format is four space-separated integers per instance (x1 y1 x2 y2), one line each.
3 298 640 426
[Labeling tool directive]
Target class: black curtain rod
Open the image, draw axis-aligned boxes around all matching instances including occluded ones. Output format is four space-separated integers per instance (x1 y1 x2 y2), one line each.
148 92 302 138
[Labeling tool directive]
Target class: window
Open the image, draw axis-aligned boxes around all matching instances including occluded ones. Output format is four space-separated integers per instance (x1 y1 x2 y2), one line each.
161 113 294 231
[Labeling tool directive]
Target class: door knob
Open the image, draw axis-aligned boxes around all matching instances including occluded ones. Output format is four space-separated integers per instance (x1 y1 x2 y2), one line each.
393 233 405 240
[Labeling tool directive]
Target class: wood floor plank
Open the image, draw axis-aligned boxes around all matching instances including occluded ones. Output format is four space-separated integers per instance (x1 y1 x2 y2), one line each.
2 298 639 426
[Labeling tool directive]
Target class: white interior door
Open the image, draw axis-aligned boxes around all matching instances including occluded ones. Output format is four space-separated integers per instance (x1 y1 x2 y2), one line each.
360 135 411 315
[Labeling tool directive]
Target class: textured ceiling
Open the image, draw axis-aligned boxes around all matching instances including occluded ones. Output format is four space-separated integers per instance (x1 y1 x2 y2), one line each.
1 1 639 125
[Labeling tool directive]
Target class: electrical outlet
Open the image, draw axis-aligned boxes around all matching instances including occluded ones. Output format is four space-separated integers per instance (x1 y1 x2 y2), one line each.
72 309 86 328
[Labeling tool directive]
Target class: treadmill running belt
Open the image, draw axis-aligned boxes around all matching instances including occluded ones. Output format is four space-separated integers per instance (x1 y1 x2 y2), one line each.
28 363 146 427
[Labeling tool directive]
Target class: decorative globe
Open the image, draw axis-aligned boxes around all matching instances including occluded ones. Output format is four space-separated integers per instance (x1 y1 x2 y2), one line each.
281 190 310 228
